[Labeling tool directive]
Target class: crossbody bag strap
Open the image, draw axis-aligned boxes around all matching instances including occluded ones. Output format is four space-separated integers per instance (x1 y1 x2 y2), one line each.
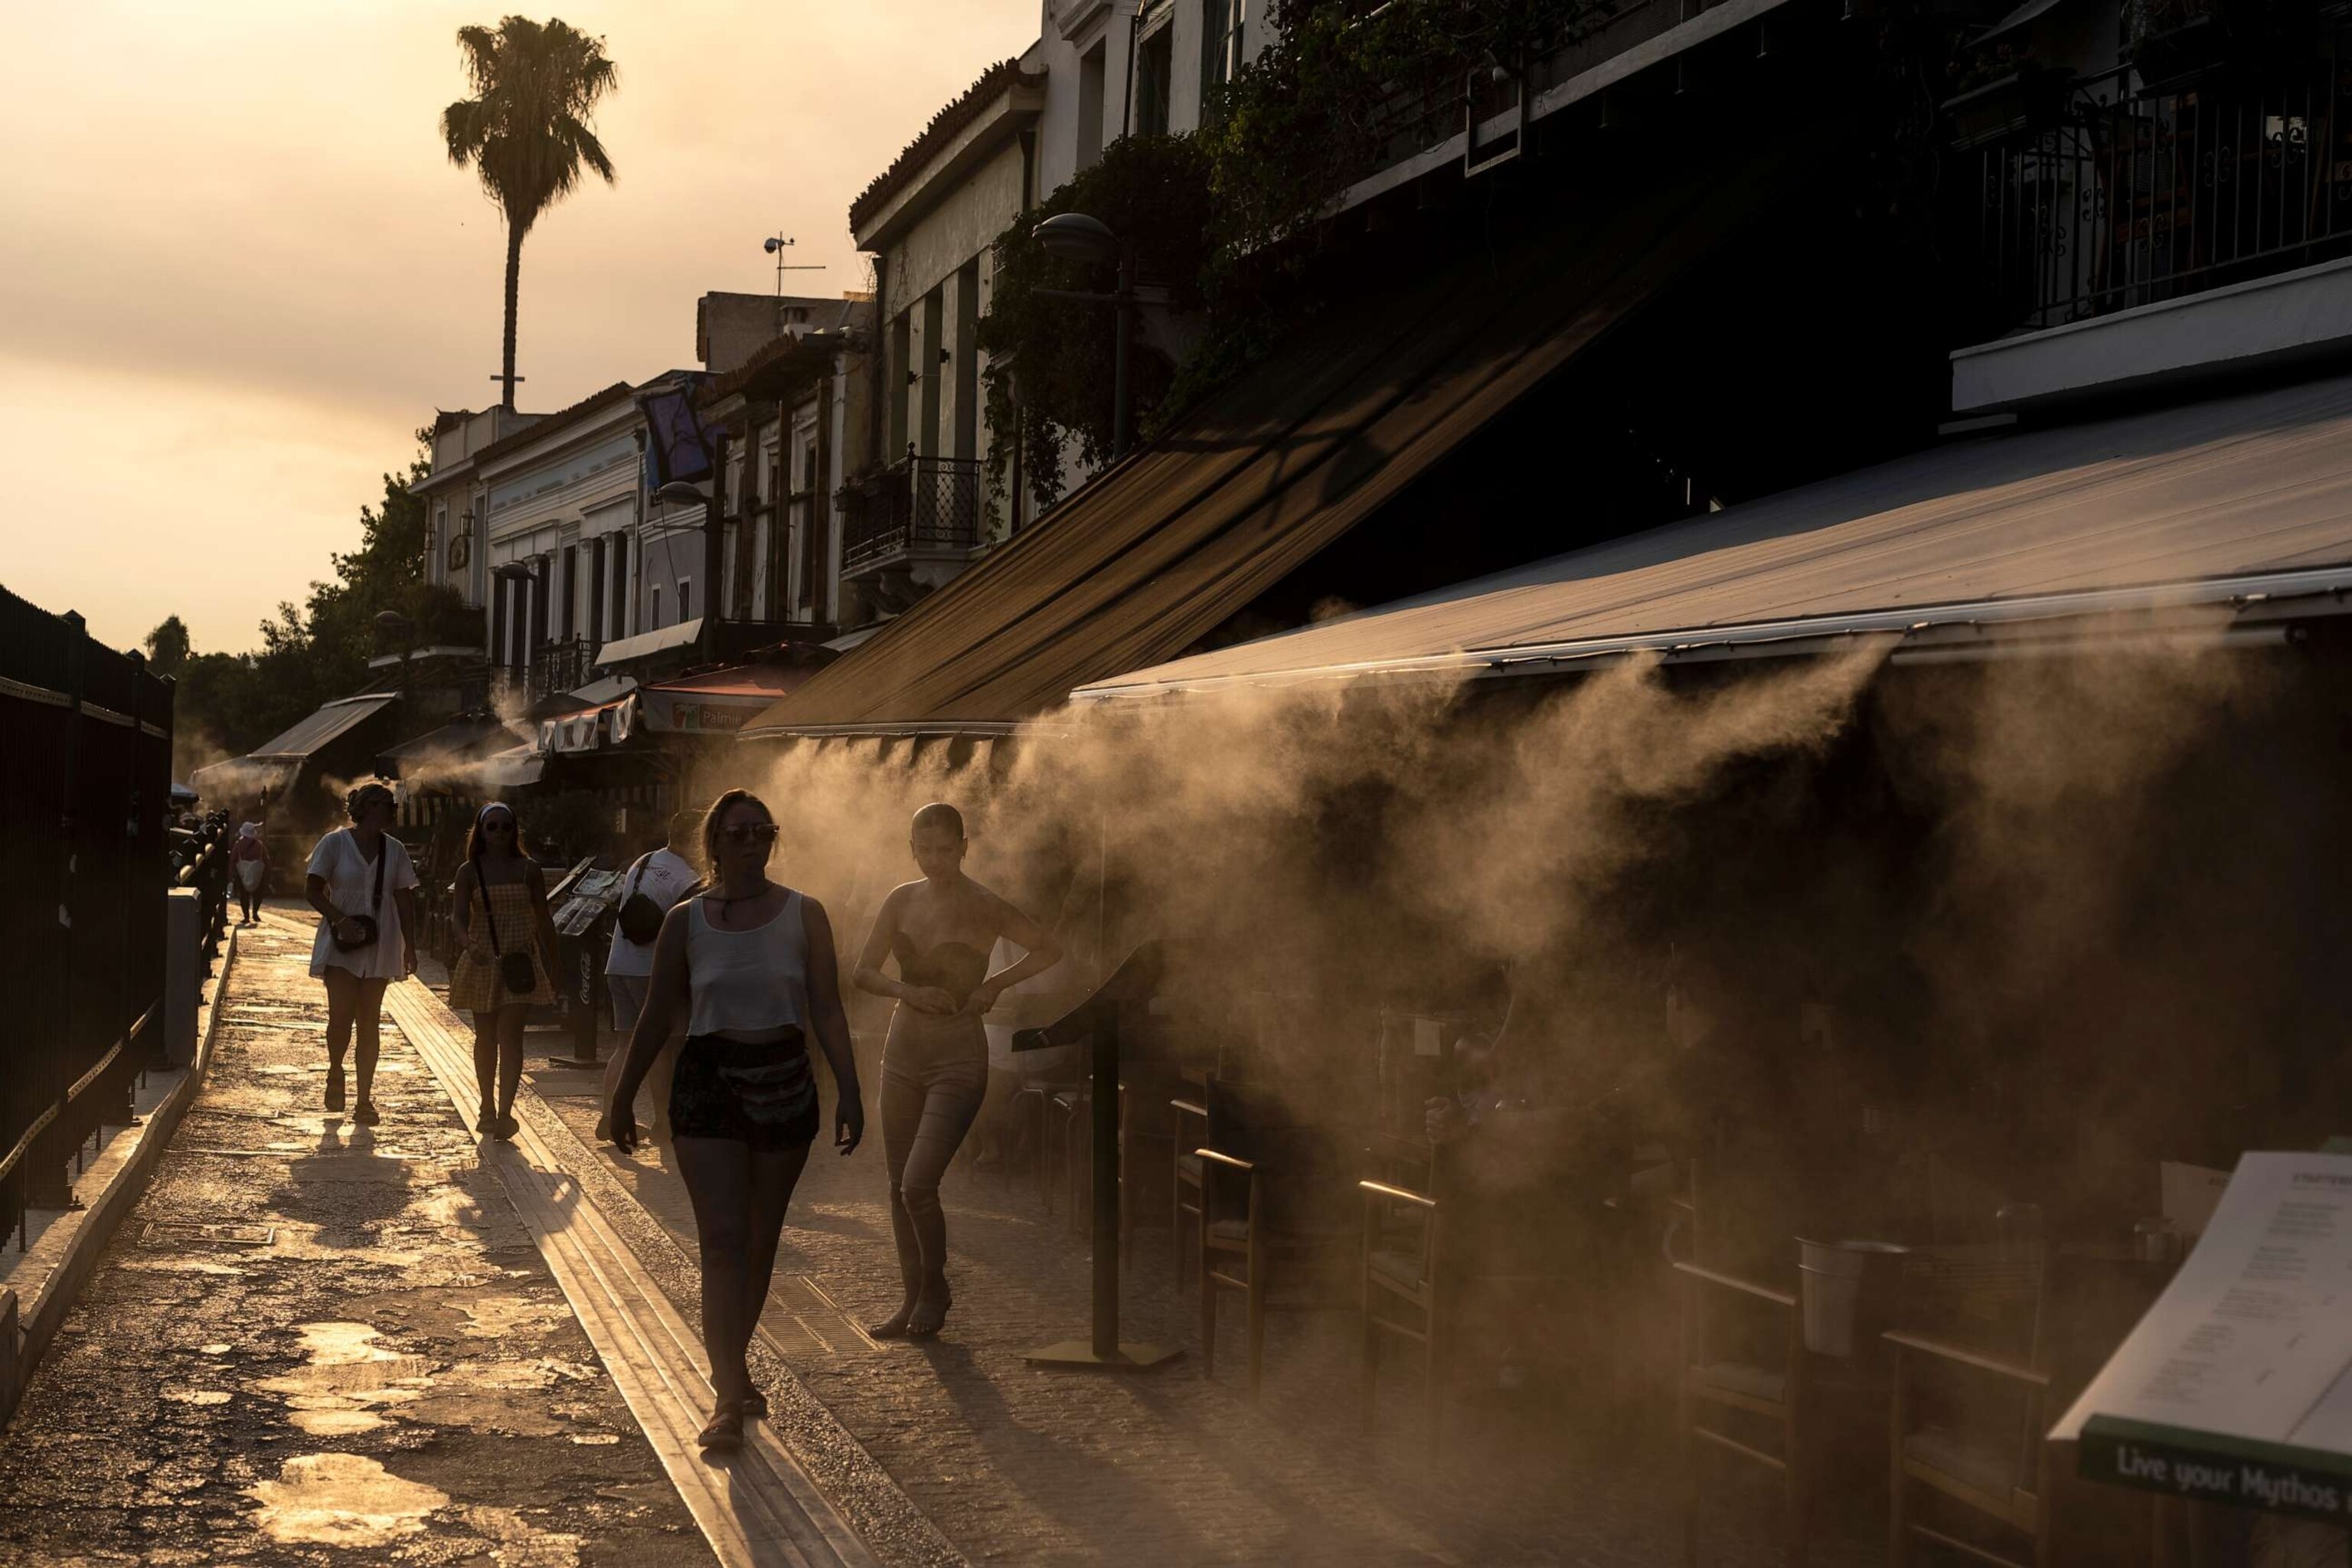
369 832 387 926
477 873 503 959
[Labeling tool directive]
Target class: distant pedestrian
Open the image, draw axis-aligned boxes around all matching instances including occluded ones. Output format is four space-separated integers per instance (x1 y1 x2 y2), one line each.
605 789 864 1452
852 802 1062 1338
232 821 269 926
449 802 557 1141
597 809 704 1146
304 782 418 1128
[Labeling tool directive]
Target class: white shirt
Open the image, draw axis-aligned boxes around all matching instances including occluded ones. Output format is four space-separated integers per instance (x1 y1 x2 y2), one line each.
305 828 419 981
603 848 700 978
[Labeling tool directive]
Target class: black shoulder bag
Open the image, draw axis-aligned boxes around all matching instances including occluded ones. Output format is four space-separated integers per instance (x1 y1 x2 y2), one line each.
478 877 539 995
330 831 387 952
616 854 666 945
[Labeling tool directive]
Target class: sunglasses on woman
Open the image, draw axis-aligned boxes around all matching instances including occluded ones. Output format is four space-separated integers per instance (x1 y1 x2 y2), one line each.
482 818 514 834
720 823 779 844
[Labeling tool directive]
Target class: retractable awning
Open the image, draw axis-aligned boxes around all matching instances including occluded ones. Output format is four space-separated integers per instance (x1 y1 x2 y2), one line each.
190 693 401 799
475 743 547 789
1070 371 2352 701
377 714 531 779
247 694 399 760
638 663 820 735
597 618 704 668
540 701 627 754
741 142 1801 740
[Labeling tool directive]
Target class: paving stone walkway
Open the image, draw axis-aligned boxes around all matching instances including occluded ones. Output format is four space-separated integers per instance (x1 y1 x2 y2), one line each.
0 910 1890 1566
548 1059 1886 1567
0 917 715 1567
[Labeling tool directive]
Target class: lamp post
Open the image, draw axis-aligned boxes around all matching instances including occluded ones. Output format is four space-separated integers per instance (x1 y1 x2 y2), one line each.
1034 212 1138 461
374 610 417 703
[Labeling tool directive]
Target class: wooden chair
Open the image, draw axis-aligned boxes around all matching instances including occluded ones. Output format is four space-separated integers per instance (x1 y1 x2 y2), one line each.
1359 1176 1444 1442
1885 1328 2050 1566
1884 1241 2063 1568
1027 1083 1086 1223
1054 1086 1089 1230
1197 1087 1354 1400
1199 1147 1272 1395
1674 1256 1811 1566
1117 1080 1178 1264
1008 1083 1055 1208
1171 1093 1207 1289
1357 1108 1589 1449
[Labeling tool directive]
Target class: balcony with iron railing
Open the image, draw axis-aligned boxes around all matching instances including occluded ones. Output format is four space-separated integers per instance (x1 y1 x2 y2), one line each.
1332 0 1768 201
531 635 594 701
838 452 986 579
1949 35 2352 413
1968 49 2352 337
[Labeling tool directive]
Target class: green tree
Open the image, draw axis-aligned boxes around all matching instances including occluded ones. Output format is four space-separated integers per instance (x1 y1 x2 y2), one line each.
978 135 1217 510
440 16 619 410
142 614 191 676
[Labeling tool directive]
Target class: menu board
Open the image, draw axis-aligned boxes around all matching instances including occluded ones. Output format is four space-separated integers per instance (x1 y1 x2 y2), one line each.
2053 1152 2352 1522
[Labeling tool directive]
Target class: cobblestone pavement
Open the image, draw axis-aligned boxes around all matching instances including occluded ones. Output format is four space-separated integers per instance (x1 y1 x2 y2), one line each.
545 1066 1888 1567
0 918 716 1567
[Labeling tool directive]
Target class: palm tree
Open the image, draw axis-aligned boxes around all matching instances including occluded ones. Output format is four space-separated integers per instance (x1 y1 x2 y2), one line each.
440 17 619 410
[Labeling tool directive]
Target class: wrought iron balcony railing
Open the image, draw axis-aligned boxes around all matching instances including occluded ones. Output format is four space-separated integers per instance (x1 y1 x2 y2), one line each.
531 636 593 700
1971 44 2352 335
839 453 985 577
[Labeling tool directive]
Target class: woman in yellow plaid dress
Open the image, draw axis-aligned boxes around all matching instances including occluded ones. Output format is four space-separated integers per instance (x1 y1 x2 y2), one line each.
450 802 557 1138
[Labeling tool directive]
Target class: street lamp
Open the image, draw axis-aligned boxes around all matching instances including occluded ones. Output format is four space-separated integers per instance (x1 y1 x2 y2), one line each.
647 479 720 659
374 609 417 700
1034 212 1138 461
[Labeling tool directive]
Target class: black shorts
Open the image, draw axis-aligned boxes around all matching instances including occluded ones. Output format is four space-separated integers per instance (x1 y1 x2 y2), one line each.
668 1031 819 1149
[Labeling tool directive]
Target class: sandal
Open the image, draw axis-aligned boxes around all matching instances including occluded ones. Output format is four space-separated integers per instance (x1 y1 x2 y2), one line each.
351 1100 381 1128
906 1285 952 1338
742 1387 768 1419
476 1101 498 1135
495 1111 520 1140
695 1401 744 1452
325 1064 346 1113
866 1299 916 1340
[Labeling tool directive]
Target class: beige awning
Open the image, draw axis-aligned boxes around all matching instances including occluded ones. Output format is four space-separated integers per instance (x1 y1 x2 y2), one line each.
1072 371 2352 701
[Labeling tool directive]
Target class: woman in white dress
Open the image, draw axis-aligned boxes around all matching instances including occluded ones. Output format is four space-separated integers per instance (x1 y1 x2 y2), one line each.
303 782 419 1127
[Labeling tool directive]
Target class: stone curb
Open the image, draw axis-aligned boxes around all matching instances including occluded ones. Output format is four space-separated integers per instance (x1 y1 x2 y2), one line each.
0 923 239 1430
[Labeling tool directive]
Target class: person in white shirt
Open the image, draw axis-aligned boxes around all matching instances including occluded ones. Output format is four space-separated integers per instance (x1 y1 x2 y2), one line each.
303 782 419 1127
596 810 704 1145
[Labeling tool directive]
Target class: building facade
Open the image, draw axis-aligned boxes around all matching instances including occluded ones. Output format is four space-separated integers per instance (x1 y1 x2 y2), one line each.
692 293 874 640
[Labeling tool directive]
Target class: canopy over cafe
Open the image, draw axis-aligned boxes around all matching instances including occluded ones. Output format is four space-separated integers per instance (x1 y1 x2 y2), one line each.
735 132 2352 1554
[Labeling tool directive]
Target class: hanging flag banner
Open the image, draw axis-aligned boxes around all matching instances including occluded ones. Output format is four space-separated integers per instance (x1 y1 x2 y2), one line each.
638 379 714 489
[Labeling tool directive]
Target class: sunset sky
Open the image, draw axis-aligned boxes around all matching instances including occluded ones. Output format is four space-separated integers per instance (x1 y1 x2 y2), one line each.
0 1 1037 655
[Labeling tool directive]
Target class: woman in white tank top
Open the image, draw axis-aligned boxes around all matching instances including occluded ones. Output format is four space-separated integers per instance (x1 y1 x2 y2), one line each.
605 789 864 1452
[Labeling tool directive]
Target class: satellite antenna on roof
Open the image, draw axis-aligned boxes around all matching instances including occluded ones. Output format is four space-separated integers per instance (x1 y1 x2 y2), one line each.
763 234 825 337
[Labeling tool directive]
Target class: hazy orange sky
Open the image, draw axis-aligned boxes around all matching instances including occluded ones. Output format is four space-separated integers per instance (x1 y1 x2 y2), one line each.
0 1 1038 655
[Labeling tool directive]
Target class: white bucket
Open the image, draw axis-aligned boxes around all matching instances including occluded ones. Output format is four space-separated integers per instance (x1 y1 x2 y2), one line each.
1797 1238 1907 1357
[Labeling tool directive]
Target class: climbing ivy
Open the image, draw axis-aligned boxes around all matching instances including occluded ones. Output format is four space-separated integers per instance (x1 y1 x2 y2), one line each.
982 0 1625 512
977 134 1215 511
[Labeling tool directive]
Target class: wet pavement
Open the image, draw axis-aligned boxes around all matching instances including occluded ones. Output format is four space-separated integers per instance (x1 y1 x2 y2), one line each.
0 916 715 1566
551 1057 1881 1567
0 907 1886 1566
